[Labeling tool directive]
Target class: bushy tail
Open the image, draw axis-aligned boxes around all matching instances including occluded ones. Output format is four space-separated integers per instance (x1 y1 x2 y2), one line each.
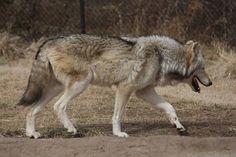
17 57 52 106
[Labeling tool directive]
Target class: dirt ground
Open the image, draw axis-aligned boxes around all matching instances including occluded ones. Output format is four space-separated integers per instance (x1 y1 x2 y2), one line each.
0 44 236 156
1 136 236 157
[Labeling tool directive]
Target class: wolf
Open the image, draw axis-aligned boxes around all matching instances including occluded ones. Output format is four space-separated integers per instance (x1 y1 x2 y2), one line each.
17 34 212 138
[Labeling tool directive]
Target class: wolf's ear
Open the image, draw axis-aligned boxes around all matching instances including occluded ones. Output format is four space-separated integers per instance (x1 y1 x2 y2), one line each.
185 40 200 55
184 40 200 63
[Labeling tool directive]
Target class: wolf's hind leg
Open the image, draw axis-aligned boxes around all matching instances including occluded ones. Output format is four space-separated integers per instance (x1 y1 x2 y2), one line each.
26 84 63 138
26 104 43 138
54 72 92 134
136 86 186 132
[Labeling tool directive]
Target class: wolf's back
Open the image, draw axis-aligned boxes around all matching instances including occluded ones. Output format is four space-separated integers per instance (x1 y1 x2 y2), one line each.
17 52 52 106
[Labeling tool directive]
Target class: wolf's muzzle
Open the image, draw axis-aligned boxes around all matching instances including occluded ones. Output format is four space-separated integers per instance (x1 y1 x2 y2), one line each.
191 69 212 93
194 69 212 87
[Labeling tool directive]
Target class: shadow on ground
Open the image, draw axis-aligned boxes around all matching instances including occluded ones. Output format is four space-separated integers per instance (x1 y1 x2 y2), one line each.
1 121 235 138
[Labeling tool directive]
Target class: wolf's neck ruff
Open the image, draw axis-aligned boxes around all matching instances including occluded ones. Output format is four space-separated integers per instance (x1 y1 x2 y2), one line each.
134 35 188 81
159 52 187 79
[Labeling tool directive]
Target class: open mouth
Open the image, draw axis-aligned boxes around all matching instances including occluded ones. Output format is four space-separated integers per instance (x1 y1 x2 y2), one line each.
192 76 200 93
191 69 213 93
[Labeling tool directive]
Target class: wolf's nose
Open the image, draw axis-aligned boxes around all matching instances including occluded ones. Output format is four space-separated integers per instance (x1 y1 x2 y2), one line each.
208 81 212 86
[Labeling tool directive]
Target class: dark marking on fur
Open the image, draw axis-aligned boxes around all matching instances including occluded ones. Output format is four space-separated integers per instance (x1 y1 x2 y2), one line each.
167 72 185 80
105 35 136 46
35 36 65 59
117 37 136 46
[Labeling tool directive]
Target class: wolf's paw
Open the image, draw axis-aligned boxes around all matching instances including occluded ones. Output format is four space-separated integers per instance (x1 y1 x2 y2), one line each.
114 132 129 138
26 131 41 139
67 127 77 134
177 126 186 132
177 127 189 136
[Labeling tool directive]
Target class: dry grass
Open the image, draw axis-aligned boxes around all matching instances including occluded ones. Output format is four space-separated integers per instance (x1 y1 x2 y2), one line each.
206 42 236 80
0 40 235 138
2 0 236 46
0 32 47 64
0 32 28 63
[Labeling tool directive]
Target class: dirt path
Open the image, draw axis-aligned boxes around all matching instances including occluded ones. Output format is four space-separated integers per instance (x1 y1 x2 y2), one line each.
0 136 235 157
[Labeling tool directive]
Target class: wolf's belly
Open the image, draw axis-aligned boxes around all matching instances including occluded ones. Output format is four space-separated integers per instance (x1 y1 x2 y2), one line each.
90 59 132 86
90 58 158 89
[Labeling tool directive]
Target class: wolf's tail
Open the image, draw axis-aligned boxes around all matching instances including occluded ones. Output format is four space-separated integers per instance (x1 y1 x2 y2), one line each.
17 53 52 106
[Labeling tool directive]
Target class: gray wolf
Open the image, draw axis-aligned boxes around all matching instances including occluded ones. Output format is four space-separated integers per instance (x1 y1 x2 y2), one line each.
17 34 212 138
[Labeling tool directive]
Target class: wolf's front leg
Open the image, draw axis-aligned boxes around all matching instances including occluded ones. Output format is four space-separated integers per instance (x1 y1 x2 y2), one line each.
136 86 186 132
112 86 132 138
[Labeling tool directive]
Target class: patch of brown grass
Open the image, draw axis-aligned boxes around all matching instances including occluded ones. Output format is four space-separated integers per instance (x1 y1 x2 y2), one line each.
204 42 236 80
0 32 27 62
0 32 47 64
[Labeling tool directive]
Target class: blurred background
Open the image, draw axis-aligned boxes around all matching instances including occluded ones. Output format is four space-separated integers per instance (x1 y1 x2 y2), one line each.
0 0 236 45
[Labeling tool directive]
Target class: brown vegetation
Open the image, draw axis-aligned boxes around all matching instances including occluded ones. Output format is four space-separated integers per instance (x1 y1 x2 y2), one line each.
0 32 27 63
0 0 236 46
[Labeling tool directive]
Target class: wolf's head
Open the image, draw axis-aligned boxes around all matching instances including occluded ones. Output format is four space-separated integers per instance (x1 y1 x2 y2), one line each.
184 40 212 93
